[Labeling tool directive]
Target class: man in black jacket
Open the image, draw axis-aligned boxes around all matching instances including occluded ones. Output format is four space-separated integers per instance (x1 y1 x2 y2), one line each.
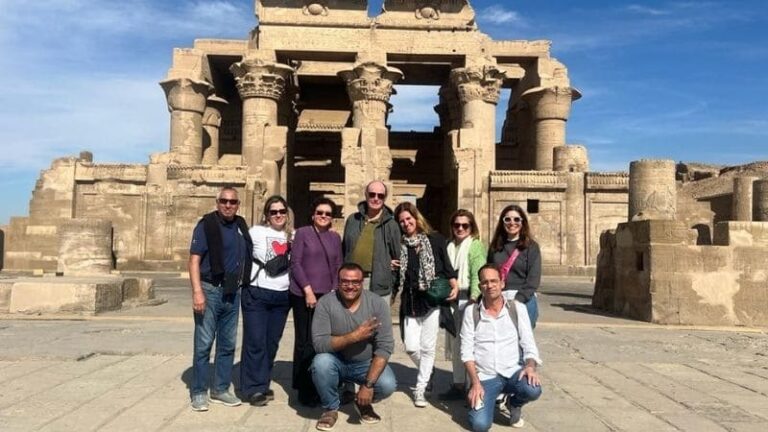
188 186 253 411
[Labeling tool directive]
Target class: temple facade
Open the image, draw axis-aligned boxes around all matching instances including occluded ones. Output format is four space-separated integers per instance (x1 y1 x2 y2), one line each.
2 1 628 272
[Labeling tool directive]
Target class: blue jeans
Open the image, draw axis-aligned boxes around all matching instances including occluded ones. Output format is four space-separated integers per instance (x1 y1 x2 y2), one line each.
191 282 240 396
240 286 290 397
526 295 539 329
468 369 543 432
311 353 397 410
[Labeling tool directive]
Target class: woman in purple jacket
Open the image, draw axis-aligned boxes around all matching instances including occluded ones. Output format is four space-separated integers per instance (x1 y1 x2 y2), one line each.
289 197 343 406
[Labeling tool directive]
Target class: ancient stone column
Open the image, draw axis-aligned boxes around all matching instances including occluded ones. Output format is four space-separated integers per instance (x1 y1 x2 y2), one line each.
554 145 589 172
731 176 757 221
230 56 293 196
338 61 403 214
628 159 677 221
754 180 768 222
57 218 113 275
201 95 228 165
522 86 581 171
564 172 586 266
159 78 213 165
448 63 506 240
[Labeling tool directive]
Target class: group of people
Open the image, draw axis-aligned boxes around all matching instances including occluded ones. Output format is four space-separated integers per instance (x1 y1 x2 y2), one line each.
188 181 544 431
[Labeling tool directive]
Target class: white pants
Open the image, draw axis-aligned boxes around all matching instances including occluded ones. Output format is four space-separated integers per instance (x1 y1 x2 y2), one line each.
448 299 469 385
403 308 440 391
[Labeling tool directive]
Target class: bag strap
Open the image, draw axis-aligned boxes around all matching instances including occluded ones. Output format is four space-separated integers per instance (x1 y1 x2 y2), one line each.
499 248 521 284
250 257 265 284
473 300 519 336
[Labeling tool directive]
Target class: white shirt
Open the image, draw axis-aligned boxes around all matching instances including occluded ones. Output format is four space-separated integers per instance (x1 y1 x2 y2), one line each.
249 225 290 291
460 299 542 381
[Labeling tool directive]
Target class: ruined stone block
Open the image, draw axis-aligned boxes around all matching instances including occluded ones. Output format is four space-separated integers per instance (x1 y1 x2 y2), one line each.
8 278 123 315
122 278 155 303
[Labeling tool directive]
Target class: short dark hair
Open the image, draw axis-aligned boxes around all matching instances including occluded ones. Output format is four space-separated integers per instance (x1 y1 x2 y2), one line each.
311 197 336 215
338 262 364 278
477 263 501 280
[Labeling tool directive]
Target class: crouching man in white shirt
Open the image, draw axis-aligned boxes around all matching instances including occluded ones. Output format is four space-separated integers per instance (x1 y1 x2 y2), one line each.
461 264 542 431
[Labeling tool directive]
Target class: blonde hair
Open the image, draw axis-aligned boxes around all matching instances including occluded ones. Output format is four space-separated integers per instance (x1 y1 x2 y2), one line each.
261 195 294 239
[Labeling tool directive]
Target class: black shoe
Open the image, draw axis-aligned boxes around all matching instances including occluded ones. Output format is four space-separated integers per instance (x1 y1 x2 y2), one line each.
249 393 269 406
438 385 465 401
265 389 275 401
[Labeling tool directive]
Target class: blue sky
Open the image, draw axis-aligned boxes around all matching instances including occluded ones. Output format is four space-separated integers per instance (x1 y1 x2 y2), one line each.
0 0 766 225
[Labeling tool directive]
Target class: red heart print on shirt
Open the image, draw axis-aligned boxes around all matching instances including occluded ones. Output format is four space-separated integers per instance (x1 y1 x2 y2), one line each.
272 240 289 256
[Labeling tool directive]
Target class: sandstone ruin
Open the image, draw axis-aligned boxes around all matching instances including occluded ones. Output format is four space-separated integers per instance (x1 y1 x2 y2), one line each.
0 1 765 322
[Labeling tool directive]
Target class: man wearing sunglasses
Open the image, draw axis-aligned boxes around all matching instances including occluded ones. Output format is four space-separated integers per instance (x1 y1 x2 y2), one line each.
342 180 401 305
188 186 253 411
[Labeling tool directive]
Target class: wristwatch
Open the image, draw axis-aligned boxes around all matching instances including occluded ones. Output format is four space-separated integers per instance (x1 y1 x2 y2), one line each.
364 379 376 389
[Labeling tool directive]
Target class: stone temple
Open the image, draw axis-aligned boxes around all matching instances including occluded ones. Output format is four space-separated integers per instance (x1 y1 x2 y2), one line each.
1 1 766 325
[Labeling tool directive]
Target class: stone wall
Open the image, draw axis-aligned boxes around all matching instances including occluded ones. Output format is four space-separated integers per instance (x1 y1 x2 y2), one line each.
593 219 768 326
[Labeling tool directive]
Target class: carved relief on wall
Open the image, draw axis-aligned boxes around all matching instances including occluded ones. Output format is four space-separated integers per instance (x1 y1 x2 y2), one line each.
303 1 329 16
230 59 293 101
415 2 440 20
450 65 506 105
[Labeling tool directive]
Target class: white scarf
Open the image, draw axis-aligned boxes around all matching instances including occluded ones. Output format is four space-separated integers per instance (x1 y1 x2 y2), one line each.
447 237 472 289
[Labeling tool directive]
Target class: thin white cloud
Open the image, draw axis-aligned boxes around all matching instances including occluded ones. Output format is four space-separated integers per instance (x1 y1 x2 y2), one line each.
626 5 670 16
477 5 526 26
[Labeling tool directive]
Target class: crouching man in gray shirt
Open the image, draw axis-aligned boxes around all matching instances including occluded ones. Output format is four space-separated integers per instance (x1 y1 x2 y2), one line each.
311 262 397 431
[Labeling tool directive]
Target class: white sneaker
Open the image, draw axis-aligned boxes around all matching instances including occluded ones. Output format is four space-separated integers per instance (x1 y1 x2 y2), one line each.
413 389 428 408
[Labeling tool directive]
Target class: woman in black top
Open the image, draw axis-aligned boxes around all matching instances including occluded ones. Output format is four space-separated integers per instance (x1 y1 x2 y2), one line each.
393 202 458 408
488 204 542 328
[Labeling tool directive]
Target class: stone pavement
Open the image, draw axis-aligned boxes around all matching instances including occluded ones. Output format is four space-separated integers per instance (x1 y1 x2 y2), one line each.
0 275 766 432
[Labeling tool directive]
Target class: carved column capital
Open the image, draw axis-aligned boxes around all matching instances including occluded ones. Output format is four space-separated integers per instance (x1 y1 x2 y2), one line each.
202 95 228 128
339 62 404 103
450 65 506 105
522 86 582 121
159 78 214 114
230 58 294 101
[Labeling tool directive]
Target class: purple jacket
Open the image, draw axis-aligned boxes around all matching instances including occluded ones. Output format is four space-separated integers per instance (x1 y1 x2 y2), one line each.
289 226 343 296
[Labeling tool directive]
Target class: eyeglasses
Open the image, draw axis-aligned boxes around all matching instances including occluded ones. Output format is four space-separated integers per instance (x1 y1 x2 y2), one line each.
339 279 363 287
269 208 288 216
367 192 385 200
452 223 470 230
217 198 239 206
315 211 332 217
503 216 523 224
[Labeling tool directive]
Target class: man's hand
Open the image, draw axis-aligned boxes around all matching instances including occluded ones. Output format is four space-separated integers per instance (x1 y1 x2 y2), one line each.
356 384 374 406
353 317 380 342
466 381 484 409
192 290 206 314
519 365 540 387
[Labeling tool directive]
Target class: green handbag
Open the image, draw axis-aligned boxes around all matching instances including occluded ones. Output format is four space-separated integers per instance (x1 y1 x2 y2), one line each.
425 277 451 307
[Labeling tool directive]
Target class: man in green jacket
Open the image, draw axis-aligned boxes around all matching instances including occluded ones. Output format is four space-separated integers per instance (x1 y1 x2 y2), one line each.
342 180 401 305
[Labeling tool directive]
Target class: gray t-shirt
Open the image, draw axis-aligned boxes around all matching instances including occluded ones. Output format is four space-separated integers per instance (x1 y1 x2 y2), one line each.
312 290 394 362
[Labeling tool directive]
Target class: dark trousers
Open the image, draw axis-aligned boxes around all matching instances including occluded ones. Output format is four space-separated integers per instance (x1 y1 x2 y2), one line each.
290 292 325 403
240 286 290 398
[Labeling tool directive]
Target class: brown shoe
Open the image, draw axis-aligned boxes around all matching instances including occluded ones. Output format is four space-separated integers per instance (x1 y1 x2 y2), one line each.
316 410 338 431
354 402 381 424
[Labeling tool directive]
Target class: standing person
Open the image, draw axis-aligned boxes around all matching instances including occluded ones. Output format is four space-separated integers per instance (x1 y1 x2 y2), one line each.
311 263 397 431
241 195 292 406
342 180 401 304
462 264 542 431
289 197 343 407
393 202 458 408
488 205 542 328
188 186 252 411
439 209 487 401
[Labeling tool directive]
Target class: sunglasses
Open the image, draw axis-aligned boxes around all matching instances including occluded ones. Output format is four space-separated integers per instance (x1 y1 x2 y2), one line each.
269 208 288 216
503 216 523 224
452 223 470 230
217 198 239 206
315 210 332 217
367 192 385 200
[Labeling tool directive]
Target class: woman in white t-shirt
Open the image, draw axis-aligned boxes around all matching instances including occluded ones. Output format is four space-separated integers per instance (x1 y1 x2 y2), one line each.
240 195 292 406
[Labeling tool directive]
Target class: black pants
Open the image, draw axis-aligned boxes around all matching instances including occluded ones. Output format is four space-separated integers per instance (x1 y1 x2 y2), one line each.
290 292 325 403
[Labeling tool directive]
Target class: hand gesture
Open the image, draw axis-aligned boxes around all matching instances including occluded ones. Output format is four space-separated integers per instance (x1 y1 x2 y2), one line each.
519 365 541 387
466 382 484 410
354 317 380 342
304 286 317 308
192 290 206 314
357 385 374 406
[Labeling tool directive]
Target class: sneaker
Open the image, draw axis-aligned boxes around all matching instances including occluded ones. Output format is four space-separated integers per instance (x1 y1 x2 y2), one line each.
316 410 338 431
354 401 381 424
191 393 209 412
507 402 525 428
209 391 241 407
413 389 428 408
265 389 275 401
249 392 269 406
438 385 465 401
